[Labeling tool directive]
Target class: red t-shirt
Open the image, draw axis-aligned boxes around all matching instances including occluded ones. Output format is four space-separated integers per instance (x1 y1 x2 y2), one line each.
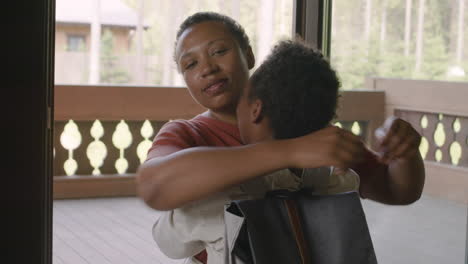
147 114 241 264
147 114 380 263
147 114 242 161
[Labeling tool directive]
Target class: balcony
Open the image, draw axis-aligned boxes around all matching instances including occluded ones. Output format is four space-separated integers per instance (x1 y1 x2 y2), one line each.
53 77 468 202
53 78 468 263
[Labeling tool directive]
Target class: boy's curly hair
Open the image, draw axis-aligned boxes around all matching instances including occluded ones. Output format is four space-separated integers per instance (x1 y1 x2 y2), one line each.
175 12 251 61
249 39 340 140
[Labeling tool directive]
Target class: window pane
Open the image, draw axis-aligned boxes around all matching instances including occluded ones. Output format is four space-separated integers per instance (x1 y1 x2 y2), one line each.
66 35 86 51
331 2 468 264
55 0 293 86
331 0 468 90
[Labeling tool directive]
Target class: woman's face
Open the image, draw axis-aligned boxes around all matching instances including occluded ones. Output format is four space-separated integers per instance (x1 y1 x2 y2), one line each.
175 21 253 114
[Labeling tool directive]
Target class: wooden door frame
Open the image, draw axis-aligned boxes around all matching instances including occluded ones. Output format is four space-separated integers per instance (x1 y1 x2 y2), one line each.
294 0 332 57
6 0 54 263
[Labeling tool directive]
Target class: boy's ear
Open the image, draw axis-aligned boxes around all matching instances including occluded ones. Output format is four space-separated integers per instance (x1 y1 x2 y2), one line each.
251 99 264 124
246 46 255 69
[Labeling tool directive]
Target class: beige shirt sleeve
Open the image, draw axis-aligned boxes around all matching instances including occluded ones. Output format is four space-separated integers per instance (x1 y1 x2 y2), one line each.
152 191 235 260
152 210 205 259
302 167 360 194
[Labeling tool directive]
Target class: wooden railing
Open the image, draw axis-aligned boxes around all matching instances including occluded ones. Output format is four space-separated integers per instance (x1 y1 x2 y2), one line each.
53 85 205 198
54 80 468 203
53 84 385 199
366 77 468 203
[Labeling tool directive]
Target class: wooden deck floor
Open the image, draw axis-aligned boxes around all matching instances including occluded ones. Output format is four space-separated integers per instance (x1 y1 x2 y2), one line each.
53 195 467 264
53 197 183 264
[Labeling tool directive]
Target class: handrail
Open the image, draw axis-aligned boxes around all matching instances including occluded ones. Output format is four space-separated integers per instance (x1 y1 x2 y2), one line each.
55 85 205 121
55 84 385 122
366 77 468 116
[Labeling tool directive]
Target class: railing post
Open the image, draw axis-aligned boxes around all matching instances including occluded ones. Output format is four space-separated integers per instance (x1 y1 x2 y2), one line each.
465 205 467 264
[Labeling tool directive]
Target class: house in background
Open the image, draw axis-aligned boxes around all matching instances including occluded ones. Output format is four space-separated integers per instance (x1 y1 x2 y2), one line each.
55 0 149 84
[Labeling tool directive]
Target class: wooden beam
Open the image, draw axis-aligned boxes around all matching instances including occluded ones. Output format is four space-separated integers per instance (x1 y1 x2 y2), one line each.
55 85 205 121
369 77 468 116
54 174 137 199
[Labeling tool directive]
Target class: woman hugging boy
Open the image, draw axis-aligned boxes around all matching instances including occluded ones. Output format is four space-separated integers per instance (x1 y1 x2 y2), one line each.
137 12 424 264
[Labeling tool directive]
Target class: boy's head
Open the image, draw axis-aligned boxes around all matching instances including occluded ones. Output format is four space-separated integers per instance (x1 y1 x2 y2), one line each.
236 39 340 144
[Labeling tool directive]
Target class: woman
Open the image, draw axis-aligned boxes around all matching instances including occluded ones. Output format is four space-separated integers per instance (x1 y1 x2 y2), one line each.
137 12 425 264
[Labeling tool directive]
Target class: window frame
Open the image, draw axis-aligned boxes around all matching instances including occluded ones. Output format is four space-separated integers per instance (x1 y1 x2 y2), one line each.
293 0 332 58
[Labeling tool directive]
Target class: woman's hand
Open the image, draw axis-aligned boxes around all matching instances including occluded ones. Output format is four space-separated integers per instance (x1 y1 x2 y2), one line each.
357 116 425 205
374 116 422 164
288 126 367 169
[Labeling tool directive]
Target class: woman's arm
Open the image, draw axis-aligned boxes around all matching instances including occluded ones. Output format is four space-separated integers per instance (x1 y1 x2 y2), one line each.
358 117 425 205
138 142 288 211
358 150 424 205
137 126 366 210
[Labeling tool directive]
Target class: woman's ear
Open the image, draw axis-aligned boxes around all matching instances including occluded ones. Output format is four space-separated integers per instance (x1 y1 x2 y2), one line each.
246 46 255 70
251 99 263 124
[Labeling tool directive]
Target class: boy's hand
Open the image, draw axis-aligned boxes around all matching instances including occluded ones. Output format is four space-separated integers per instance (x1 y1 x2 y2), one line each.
289 126 366 169
374 116 421 164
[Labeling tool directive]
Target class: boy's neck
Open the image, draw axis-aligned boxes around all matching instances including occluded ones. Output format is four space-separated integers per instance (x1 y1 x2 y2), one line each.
250 132 274 143
247 117 275 143
203 110 237 125
250 127 303 177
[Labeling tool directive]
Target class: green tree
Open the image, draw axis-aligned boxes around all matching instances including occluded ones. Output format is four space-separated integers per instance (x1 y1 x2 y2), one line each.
415 0 449 79
418 34 449 79
100 29 131 84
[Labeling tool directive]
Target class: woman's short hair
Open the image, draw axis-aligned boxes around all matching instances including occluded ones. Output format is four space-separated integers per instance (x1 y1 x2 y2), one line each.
175 12 251 61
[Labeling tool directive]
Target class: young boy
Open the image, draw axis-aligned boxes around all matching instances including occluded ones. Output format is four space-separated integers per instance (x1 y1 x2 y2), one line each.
152 39 360 264
236 39 360 194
